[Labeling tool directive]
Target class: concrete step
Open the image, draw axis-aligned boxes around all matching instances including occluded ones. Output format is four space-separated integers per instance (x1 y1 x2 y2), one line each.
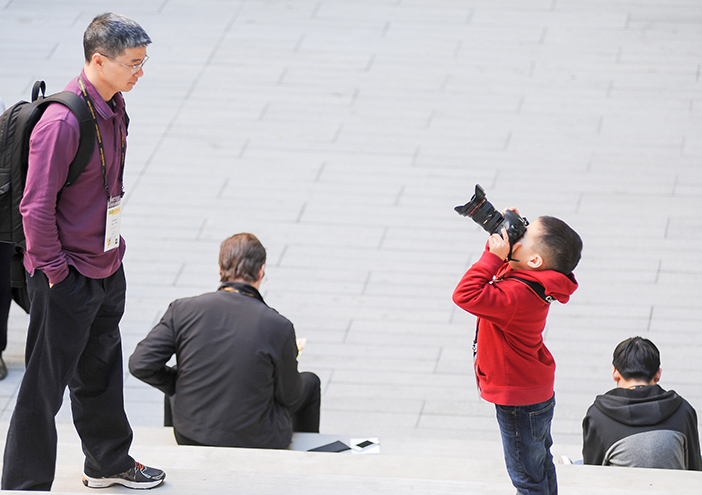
1 423 700 494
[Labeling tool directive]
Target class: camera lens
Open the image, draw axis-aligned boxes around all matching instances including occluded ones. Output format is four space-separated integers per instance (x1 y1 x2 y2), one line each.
455 184 528 247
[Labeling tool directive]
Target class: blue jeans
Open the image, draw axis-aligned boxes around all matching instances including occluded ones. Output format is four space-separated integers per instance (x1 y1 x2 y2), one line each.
495 394 557 495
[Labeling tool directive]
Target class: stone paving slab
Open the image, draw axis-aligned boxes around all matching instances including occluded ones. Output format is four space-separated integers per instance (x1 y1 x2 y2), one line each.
0 0 701 474
0 423 700 495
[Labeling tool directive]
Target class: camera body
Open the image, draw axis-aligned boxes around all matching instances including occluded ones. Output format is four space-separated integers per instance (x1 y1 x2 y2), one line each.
455 184 528 247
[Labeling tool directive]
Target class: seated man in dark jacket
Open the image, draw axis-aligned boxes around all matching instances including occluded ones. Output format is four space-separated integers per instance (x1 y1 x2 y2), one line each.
129 233 320 448
582 336 701 470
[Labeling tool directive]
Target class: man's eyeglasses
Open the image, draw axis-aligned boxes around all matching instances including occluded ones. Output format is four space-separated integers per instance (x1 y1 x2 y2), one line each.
99 53 149 74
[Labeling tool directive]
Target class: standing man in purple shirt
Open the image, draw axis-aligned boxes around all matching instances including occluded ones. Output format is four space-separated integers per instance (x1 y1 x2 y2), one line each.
2 13 165 491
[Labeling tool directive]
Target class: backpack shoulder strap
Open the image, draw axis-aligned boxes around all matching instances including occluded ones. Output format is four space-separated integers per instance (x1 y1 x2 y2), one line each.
41 91 95 188
509 277 555 304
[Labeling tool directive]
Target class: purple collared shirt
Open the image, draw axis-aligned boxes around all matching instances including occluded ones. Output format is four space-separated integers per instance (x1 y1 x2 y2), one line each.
21 70 127 285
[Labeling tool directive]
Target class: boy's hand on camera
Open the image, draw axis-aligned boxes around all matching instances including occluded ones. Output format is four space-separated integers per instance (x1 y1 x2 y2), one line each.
488 229 511 261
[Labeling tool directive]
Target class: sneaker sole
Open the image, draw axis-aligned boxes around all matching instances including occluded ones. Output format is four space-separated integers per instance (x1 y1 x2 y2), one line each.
82 474 165 490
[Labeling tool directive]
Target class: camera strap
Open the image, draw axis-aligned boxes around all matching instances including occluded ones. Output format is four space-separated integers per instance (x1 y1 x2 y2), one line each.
509 277 555 304
472 322 481 398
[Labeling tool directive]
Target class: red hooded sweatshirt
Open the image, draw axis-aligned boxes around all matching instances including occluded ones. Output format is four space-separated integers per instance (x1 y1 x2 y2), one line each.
453 249 578 406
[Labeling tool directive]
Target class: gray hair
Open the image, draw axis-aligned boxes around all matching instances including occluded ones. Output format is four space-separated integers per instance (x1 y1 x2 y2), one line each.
83 12 151 62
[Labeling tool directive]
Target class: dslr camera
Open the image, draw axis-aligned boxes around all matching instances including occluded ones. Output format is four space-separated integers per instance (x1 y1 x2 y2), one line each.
455 184 529 248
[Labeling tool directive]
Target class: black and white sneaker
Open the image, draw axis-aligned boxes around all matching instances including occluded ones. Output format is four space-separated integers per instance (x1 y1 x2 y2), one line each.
83 461 165 489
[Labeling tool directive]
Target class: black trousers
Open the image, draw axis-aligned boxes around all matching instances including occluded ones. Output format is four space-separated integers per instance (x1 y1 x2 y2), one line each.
290 371 322 433
173 371 322 447
1 266 134 491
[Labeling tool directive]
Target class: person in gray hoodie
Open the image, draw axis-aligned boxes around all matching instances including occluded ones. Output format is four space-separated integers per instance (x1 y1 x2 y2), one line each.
582 336 701 470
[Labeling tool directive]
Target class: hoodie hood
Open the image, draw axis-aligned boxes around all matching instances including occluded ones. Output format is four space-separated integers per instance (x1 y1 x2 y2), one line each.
501 267 578 304
594 385 683 427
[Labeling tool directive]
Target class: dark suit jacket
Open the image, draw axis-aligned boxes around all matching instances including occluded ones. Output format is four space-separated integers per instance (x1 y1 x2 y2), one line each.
129 281 305 449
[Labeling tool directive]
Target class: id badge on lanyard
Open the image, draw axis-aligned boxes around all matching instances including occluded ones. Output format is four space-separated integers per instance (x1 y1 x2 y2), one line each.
104 196 122 252
78 77 126 253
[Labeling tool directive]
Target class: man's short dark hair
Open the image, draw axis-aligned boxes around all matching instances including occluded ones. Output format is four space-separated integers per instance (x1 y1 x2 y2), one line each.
612 337 660 382
83 12 151 62
219 233 266 284
535 216 582 275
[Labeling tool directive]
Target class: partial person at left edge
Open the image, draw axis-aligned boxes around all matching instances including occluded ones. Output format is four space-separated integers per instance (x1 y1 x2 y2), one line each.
0 95 11 381
1 13 165 491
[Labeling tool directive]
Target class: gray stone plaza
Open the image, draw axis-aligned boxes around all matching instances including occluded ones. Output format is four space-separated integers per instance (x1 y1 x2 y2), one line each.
0 0 701 493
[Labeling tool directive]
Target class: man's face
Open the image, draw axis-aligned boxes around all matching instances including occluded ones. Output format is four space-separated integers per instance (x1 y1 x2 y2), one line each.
98 46 148 95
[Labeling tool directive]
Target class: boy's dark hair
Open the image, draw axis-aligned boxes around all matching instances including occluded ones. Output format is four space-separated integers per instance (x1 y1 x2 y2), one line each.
83 12 151 62
219 233 266 283
612 337 660 382
535 216 582 275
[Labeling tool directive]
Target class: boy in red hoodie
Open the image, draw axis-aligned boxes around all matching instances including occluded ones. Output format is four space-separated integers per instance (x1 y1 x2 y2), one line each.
453 214 581 495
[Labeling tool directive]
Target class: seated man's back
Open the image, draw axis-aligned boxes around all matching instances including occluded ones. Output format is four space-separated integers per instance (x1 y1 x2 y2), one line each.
582 337 701 470
129 233 320 449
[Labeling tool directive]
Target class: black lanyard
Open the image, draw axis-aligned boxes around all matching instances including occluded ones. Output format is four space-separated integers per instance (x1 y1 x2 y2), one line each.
77 77 125 199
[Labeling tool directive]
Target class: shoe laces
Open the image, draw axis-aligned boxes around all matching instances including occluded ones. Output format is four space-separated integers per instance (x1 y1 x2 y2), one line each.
134 461 145 471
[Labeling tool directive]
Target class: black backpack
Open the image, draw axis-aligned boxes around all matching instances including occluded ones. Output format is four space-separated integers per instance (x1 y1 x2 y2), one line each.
0 81 96 312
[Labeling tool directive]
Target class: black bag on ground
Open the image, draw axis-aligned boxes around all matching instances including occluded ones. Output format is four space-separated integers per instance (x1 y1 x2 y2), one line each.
0 81 95 312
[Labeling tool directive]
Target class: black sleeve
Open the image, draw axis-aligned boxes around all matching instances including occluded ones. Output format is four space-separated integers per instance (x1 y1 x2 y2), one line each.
684 402 702 471
272 321 304 408
128 302 179 396
582 406 606 465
